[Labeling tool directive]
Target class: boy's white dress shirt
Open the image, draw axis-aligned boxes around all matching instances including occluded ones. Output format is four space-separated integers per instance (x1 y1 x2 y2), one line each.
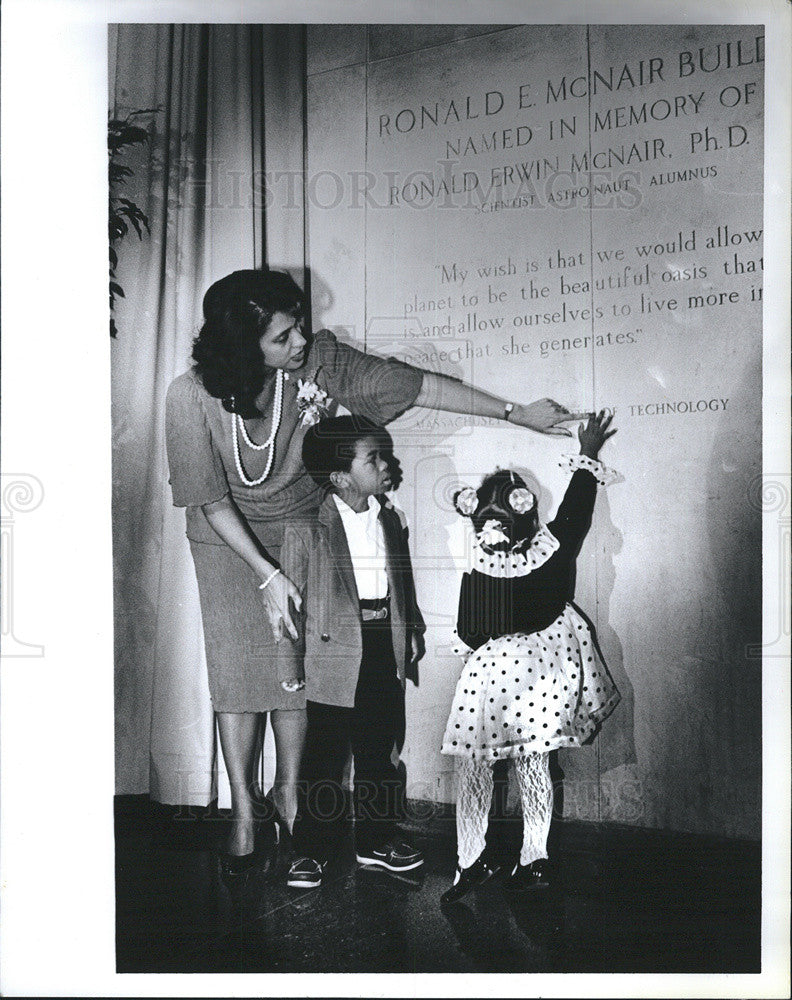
332 494 389 600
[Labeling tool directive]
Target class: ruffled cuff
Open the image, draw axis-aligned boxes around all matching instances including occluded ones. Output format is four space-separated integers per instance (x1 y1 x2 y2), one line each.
560 454 618 487
451 629 474 662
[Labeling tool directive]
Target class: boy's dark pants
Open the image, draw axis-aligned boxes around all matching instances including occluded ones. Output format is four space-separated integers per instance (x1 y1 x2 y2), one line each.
293 611 406 864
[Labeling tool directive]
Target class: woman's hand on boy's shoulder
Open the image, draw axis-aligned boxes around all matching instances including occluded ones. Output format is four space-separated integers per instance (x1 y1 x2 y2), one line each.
578 410 617 459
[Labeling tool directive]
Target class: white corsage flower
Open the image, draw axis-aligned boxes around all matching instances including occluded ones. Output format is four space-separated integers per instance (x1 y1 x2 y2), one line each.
296 375 331 427
477 519 510 547
508 487 535 514
454 486 478 516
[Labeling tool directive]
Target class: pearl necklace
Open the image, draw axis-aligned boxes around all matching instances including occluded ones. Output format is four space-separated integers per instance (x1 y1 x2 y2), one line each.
231 370 289 487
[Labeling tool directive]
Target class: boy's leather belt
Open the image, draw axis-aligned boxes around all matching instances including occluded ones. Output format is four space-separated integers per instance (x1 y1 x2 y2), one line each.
360 596 389 621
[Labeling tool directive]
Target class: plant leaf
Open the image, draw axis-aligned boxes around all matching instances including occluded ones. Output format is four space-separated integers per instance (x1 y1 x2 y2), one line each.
110 164 133 182
107 106 160 337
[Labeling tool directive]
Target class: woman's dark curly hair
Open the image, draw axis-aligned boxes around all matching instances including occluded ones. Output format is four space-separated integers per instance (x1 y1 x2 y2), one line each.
192 268 307 417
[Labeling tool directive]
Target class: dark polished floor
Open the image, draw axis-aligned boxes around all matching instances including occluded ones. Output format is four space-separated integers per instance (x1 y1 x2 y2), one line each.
115 795 760 974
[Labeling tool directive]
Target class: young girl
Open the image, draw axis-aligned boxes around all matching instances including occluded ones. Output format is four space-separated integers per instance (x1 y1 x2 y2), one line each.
440 411 620 903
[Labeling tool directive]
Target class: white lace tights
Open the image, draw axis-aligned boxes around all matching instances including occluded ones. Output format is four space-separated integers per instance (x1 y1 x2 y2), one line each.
456 753 553 869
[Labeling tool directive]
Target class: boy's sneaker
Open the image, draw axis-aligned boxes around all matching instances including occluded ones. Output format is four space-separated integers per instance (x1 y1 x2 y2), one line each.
357 863 424 891
355 839 424 872
507 859 551 891
440 856 500 904
287 856 324 889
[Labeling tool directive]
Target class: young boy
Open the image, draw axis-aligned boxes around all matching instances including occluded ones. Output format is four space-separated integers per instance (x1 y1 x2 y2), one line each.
278 415 426 889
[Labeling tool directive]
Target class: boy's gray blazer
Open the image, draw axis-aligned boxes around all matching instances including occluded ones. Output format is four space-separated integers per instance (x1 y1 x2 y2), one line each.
278 492 426 708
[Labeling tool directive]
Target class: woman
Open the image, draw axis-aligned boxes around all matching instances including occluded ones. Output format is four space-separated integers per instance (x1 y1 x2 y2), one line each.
165 267 579 871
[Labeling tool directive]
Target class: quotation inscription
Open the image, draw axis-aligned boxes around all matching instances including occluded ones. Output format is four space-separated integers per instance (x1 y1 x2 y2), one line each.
400 224 762 345
395 220 761 417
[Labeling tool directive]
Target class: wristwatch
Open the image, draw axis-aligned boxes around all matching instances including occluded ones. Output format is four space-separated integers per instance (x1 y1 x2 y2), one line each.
504 402 515 421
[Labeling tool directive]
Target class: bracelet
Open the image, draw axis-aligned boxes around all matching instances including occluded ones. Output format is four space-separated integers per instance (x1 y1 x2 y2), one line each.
503 401 515 421
258 568 281 591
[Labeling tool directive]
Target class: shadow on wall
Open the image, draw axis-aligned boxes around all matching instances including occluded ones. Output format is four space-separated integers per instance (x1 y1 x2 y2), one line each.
555 484 638 825
706 345 762 637
701 350 763 839
586 486 637 775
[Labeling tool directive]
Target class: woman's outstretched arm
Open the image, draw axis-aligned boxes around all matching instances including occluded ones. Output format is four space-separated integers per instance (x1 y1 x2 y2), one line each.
414 370 586 436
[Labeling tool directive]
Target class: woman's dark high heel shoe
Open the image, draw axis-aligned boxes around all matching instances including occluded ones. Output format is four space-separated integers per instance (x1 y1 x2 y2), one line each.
219 811 277 876
264 788 292 844
219 847 260 876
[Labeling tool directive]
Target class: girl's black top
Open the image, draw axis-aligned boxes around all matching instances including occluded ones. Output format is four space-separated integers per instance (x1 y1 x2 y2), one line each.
457 469 597 649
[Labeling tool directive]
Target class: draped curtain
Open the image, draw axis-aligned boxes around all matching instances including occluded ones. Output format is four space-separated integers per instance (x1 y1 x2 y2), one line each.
111 23 306 803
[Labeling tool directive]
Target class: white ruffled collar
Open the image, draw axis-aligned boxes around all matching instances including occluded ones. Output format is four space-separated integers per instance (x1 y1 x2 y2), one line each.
470 524 560 578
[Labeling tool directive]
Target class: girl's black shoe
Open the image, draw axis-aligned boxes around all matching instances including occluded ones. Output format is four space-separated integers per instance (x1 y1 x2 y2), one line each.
507 859 551 891
440 857 500 904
